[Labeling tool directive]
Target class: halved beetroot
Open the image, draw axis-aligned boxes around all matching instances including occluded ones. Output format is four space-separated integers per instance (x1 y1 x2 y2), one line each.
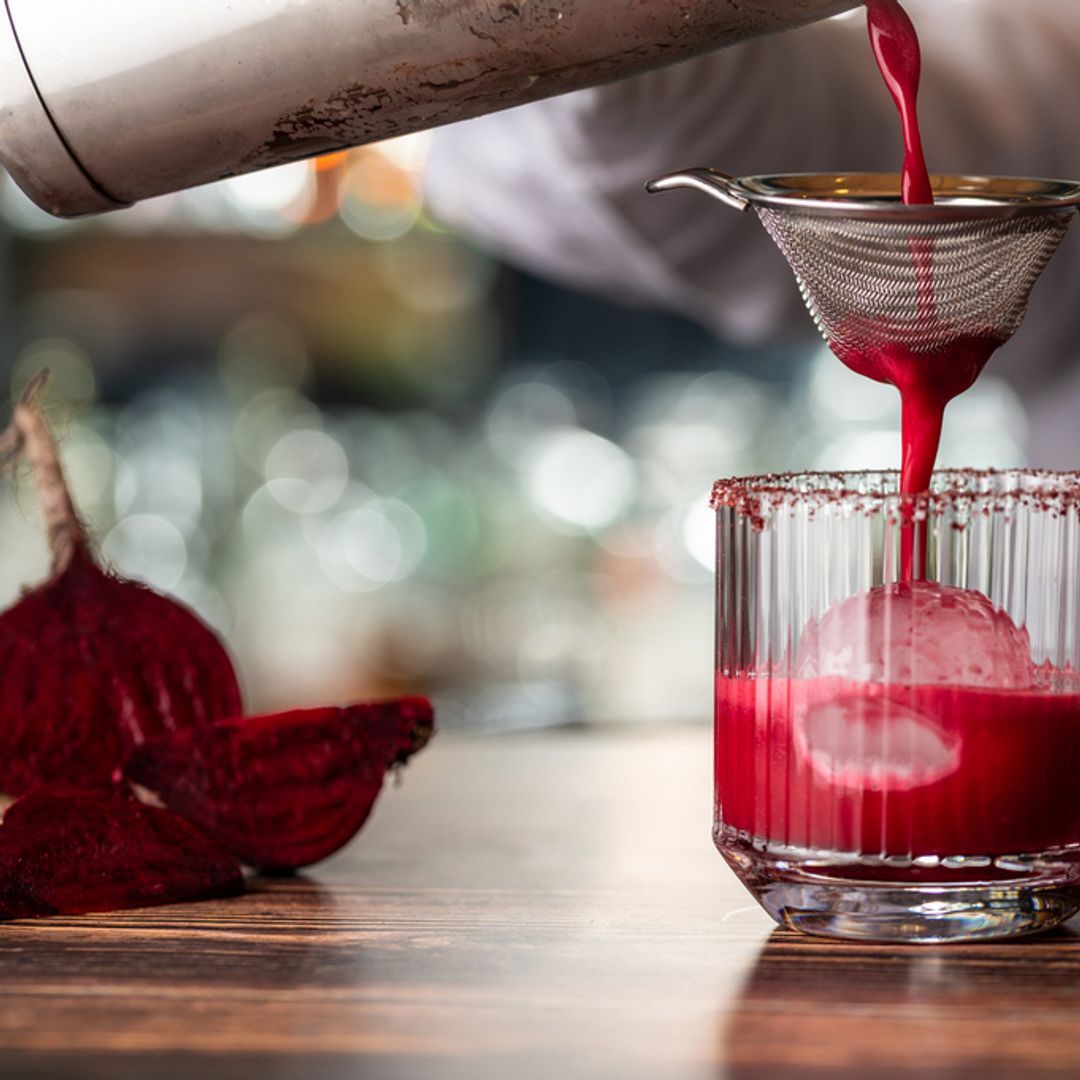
0 548 243 795
0 786 244 919
0 377 242 795
126 698 434 871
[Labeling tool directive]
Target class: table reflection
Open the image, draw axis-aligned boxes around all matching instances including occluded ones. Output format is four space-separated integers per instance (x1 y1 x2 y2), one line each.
722 922 1080 1078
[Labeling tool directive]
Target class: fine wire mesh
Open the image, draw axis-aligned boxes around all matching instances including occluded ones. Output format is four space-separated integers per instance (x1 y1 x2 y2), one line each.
756 206 1074 356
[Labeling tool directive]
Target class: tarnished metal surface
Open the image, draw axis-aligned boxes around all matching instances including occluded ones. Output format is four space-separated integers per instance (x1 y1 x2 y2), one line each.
0 0 857 216
0 1 116 215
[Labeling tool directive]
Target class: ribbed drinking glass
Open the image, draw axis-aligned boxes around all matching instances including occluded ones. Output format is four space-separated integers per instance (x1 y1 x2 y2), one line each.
714 469 1080 943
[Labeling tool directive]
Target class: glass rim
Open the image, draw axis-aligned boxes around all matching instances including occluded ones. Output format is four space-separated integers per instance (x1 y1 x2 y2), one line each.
711 468 1080 516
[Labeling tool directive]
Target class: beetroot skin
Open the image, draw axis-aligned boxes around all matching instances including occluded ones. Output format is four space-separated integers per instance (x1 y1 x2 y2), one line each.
0 786 244 919
127 698 435 871
0 387 241 794
0 548 242 794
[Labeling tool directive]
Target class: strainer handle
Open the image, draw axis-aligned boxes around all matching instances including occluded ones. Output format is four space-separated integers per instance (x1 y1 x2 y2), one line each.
645 168 750 212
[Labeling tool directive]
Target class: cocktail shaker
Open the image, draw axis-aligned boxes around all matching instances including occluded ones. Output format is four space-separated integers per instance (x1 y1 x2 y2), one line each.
0 0 856 217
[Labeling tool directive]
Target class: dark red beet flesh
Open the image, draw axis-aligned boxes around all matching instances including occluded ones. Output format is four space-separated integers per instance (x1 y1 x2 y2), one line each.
0 786 244 919
127 698 435 871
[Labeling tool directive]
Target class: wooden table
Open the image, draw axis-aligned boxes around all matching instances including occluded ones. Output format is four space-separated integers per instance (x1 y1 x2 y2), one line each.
3 727 1079 1079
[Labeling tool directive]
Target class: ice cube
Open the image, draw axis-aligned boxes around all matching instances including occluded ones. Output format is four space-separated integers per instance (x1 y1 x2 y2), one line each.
796 694 960 791
795 581 1035 688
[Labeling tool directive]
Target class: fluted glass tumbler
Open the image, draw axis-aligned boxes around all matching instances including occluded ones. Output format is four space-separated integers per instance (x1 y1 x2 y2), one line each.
713 470 1080 943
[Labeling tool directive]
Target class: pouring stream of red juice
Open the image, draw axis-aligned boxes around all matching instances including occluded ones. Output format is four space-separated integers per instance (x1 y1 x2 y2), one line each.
867 0 933 207
846 1 1003 578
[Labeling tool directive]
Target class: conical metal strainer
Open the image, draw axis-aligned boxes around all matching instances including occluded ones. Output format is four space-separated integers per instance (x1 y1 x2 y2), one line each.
646 170 1080 359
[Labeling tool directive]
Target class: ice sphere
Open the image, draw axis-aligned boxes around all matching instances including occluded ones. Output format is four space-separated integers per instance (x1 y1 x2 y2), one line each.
797 695 961 790
795 581 1036 688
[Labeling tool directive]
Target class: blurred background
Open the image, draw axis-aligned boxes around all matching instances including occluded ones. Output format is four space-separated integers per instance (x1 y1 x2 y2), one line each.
0 136 1028 728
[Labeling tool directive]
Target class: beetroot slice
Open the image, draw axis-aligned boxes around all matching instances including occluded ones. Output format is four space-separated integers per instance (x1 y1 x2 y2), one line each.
0 386 242 795
0 786 244 919
127 698 434 871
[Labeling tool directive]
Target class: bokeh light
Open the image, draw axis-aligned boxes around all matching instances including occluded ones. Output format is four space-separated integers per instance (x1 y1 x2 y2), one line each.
221 162 315 237
265 428 349 514
101 514 188 592
12 338 97 411
524 427 637 534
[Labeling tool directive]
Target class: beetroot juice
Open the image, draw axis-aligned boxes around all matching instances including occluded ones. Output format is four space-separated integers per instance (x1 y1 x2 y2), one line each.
855 1 1007 579
866 0 932 208
716 674 1080 862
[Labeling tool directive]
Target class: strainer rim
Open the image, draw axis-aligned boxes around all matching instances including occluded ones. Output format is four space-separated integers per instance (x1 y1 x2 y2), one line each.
731 173 1080 220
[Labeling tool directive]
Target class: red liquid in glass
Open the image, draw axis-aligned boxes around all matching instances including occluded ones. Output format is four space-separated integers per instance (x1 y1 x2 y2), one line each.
715 1 1079 872
716 674 1080 862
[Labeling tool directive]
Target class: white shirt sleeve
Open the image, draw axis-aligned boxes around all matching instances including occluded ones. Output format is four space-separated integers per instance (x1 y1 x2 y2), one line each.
424 0 1079 342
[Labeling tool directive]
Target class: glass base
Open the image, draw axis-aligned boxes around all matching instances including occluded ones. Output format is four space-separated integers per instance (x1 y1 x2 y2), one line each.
718 830 1080 944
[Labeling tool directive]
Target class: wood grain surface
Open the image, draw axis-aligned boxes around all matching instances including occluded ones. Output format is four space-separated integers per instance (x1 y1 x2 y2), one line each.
1 727 1078 1079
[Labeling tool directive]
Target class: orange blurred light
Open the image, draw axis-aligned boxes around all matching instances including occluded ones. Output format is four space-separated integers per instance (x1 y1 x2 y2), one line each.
297 154 351 226
346 149 416 208
314 151 351 173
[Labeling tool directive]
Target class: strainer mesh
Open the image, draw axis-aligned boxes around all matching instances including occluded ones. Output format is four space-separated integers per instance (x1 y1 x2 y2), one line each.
756 206 1073 356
